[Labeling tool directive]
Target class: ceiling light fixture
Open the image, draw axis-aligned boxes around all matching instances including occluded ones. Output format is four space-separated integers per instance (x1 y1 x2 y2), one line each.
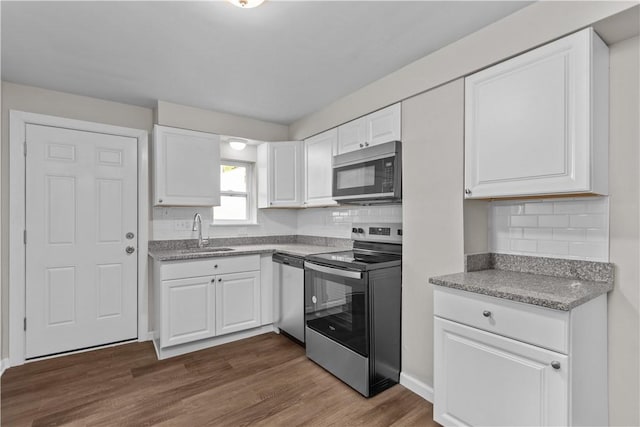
229 139 248 151
228 0 265 8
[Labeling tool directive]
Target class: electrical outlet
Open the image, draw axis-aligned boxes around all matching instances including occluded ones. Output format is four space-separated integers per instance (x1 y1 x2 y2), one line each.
174 220 192 231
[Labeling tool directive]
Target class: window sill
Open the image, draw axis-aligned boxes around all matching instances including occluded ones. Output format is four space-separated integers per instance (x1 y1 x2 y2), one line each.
211 222 259 227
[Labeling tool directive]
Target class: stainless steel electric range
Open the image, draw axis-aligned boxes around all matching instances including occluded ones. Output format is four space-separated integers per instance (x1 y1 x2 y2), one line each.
303 223 402 397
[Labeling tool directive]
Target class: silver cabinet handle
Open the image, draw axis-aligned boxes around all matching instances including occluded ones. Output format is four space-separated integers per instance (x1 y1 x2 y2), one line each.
551 361 561 370
218 278 222 282
214 264 218 269
158 199 163 203
465 189 472 195
364 142 369 147
482 310 491 317
359 143 364 148
211 278 215 283
125 246 135 254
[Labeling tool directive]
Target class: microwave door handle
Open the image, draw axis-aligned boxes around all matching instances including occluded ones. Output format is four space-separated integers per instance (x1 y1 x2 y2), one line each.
304 262 363 280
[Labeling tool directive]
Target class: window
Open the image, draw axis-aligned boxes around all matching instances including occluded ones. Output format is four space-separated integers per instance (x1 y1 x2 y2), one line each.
213 161 255 224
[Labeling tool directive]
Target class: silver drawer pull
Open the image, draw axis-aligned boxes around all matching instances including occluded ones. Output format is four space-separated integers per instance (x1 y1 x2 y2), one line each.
482 310 491 318
551 361 561 370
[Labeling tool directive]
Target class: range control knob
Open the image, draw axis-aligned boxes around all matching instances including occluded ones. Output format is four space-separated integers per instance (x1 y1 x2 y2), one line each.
352 227 358 233
357 228 364 233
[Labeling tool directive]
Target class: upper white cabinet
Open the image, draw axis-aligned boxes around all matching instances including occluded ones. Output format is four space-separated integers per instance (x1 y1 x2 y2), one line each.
464 28 608 199
153 125 221 206
257 141 304 208
337 103 401 154
304 128 338 207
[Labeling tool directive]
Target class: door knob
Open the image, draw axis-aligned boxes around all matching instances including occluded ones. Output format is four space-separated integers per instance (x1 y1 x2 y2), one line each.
126 232 135 240
125 246 135 254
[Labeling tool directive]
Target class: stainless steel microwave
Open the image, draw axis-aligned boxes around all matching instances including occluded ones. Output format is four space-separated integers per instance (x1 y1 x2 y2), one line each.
332 141 401 204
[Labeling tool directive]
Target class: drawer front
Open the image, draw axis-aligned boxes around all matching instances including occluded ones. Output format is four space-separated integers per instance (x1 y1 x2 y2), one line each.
434 287 569 353
161 255 260 280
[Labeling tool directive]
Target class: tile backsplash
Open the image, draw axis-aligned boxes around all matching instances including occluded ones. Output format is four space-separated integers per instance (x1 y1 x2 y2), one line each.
489 197 609 262
151 204 402 241
297 205 402 238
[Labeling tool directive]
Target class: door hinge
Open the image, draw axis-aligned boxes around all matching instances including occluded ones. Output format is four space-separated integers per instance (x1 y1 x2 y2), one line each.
23 230 27 245
24 317 27 331
23 142 27 157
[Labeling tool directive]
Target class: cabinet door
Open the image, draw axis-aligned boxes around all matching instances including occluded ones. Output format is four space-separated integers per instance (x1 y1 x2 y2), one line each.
434 317 568 427
464 28 608 199
304 129 338 207
264 141 303 207
161 276 215 347
337 117 366 154
153 125 221 206
366 103 401 147
215 271 261 335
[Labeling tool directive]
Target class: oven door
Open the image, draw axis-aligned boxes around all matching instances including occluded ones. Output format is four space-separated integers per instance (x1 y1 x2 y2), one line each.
332 155 398 201
304 262 369 357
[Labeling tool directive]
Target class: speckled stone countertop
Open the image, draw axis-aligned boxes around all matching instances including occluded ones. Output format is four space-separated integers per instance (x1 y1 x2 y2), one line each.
148 235 350 261
429 253 614 311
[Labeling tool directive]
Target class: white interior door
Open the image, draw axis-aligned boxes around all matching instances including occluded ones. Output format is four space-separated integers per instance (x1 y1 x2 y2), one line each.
25 124 138 358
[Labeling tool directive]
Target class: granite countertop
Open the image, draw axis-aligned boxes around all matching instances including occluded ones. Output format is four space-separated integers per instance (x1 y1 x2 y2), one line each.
149 243 342 261
429 253 614 311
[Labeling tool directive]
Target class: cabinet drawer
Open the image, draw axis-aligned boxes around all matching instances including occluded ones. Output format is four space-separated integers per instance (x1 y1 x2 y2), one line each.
434 287 569 353
161 255 260 280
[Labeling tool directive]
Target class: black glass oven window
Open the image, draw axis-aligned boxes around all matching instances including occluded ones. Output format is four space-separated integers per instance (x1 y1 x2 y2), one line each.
305 270 368 357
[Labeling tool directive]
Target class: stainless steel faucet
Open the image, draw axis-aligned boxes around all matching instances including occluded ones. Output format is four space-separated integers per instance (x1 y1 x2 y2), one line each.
192 213 207 248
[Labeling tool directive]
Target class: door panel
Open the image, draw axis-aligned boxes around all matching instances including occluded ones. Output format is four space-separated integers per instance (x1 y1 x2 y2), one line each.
216 271 261 336
25 124 138 358
161 276 215 347
434 317 568 427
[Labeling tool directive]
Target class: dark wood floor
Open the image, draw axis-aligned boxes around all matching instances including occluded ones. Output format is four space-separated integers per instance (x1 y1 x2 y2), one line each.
2 333 438 426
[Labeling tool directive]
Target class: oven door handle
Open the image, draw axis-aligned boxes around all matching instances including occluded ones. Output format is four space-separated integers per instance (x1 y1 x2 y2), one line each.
304 262 363 280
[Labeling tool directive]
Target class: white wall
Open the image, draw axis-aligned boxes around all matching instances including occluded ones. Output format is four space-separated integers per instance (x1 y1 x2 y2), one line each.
156 100 289 142
401 79 465 394
607 35 639 426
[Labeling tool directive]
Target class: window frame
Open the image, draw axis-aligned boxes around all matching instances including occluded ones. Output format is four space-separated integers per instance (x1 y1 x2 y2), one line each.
212 159 257 225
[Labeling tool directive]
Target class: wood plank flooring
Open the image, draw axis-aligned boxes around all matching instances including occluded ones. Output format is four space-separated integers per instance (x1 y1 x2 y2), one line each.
1 333 438 426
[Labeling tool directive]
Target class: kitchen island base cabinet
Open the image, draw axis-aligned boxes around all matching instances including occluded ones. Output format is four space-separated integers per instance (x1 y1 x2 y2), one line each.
433 287 608 427
152 255 270 360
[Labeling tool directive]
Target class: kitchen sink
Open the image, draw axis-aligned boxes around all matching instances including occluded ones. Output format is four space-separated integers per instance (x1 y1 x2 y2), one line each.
177 247 234 254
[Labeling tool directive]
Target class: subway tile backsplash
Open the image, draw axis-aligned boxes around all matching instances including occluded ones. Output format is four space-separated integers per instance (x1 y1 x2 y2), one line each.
489 197 609 262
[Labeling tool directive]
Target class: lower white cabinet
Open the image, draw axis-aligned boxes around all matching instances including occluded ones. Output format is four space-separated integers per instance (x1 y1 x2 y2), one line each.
433 286 608 427
215 271 261 335
153 255 263 351
161 275 216 347
435 318 568 426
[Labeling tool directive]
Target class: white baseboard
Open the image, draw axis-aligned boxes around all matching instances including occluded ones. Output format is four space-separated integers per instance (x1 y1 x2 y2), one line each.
1 358 10 377
400 371 434 403
139 331 155 342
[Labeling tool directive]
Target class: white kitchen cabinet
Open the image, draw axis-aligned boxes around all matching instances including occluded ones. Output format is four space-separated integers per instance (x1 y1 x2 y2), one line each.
257 141 304 208
337 103 401 154
433 286 608 427
464 28 608 199
152 255 265 359
152 125 221 206
215 271 261 336
304 128 338 207
161 275 215 347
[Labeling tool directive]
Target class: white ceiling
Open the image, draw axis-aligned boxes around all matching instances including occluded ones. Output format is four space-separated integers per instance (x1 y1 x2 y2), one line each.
2 1 532 125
